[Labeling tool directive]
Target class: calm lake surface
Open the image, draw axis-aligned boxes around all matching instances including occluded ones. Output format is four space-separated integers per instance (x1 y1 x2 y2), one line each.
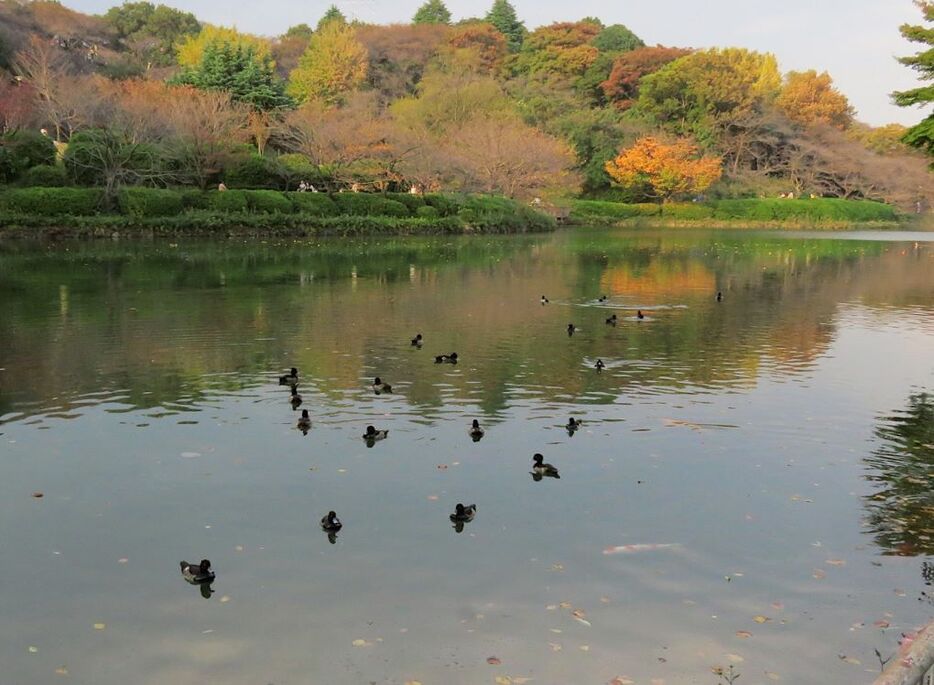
1 228 933 685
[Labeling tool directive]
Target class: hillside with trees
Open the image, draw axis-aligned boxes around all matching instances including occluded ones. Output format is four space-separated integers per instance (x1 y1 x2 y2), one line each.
0 0 930 211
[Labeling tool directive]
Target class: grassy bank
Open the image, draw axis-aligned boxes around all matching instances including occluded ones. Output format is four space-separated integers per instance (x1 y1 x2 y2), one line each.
0 188 556 238
570 198 903 228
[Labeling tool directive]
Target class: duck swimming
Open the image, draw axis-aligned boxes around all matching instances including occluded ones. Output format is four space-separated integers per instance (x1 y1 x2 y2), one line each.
297 409 312 432
180 559 215 584
362 425 388 442
532 453 560 479
411 333 423 346
541 295 549 304
567 323 576 336
566 417 581 434
279 367 298 385
435 352 458 364
449 503 477 522
468 419 485 440
595 359 606 371
290 387 303 409
373 377 393 394
606 314 617 325
320 511 342 532
636 310 645 320
598 295 608 302
716 291 723 302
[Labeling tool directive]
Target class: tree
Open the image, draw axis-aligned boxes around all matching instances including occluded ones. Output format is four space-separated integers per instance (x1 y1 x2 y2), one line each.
605 136 722 202
105 2 200 67
776 70 853 129
0 78 38 133
600 46 690 110
284 24 314 40
591 24 644 53
318 5 347 31
175 26 272 69
172 41 291 110
892 0 934 159
287 21 369 104
445 22 508 74
356 24 449 101
485 0 525 52
413 0 452 25
634 48 781 145
511 21 601 80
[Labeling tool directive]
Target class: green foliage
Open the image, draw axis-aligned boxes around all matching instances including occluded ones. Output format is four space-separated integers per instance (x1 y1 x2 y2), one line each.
485 0 525 52
118 187 184 217
0 131 57 181
284 23 314 40
592 24 644 53
179 189 212 210
171 41 291 110
210 189 249 212
458 194 557 231
1 187 102 216
288 192 339 216
63 130 165 188
318 5 347 30
244 189 293 213
225 155 283 189
423 193 460 215
332 193 412 217
893 2 934 159
22 165 68 187
416 205 439 218
105 2 200 66
571 199 659 222
384 192 426 212
413 0 452 25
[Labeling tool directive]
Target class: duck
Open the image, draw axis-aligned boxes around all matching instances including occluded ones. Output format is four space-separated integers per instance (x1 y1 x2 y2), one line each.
290 387 303 409
362 425 388 441
532 453 560 479
279 367 299 385
606 314 617 325
373 377 393 394
541 295 549 305
297 409 312 432
566 417 581 433
567 323 576 336
320 511 342 532
598 295 608 302
595 359 606 371
180 559 215 584
716 291 723 302
636 310 645 320
449 503 477 523
411 333 423 346
468 419 485 440
435 352 458 364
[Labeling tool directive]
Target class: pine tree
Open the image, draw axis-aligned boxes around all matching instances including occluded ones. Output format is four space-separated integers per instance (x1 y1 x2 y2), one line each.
893 1 934 160
317 5 347 30
413 0 452 25
485 0 525 52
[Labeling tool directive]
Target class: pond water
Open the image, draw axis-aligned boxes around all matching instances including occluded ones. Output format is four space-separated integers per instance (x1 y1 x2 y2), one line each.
1 228 933 685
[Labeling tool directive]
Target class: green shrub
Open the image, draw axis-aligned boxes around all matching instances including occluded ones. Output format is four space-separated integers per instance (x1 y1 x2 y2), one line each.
385 192 425 212
225 155 282 189
423 194 460 216
661 203 714 219
244 190 293 213
210 190 249 212
22 165 67 187
1 187 102 216
331 193 411 217
179 189 211 211
1 130 56 179
0 146 17 183
415 205 439 219
288 192 339 216
118 187 184 217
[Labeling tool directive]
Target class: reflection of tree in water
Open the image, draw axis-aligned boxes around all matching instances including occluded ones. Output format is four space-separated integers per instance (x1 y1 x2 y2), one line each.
864 392 934 556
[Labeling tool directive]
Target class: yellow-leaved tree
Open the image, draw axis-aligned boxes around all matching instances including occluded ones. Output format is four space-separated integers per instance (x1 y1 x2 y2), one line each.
776 70 854 129
176 25 272 69
605 136 722 203
287 22 369 104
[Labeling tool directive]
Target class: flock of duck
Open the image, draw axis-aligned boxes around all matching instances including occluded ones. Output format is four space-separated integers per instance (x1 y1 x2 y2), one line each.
180 290 724 594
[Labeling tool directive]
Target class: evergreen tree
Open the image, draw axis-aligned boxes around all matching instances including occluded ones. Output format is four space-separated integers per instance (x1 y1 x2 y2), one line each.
413 0 452 25
893 1 934 160
318 5 347 30
485 0 525 52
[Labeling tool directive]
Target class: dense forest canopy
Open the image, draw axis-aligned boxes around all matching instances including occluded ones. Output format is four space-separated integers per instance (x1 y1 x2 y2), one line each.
0 0 930 208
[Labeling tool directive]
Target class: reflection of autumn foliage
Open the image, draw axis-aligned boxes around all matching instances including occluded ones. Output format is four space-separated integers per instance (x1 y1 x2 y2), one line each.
599 262 715 299
864 392 934 556
605 136 722 202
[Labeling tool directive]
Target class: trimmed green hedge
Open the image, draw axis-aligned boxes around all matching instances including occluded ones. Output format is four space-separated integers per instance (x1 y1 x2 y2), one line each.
571 198 899 224
289 193 339 216
22 165 68 187
118 187 184 218
332 193 411 217
244 190 293 214
210 190 249 212
1 187 102 216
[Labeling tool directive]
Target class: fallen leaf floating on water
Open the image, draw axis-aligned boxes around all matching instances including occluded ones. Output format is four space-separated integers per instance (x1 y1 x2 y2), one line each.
28 646 38 654
548 642 562 652
580 645 590 651
874 619 890 628
765 672 781 681
93 623 106 630
609 677 636 685
559 602 572 609
812 569 826 580
487 656 502 665
735 630 753 639
404 681 422 685
495 677 513 685
603 543 681 555
55 666 69 676
825 559 846 566
894 588 907 597
651 679 666 685
838 655 861 665
726 653 744 663
752 615 771 624
351 639 371 647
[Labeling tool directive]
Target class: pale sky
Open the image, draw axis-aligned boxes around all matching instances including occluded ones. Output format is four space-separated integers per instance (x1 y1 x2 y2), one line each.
65 0 931 126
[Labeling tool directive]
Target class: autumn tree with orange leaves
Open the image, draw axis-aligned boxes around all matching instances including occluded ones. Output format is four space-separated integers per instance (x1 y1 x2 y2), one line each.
605 136 722 202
